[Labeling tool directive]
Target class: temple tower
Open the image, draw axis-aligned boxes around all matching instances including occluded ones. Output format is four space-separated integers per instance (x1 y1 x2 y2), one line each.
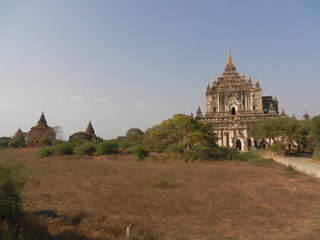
85 121 98 141
28 112 56 146
196 50 283 150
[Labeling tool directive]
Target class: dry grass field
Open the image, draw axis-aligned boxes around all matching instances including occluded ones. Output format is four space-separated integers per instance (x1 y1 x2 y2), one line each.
1 148 320 240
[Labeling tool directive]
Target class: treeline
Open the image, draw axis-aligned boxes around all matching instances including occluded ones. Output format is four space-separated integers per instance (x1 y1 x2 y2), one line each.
249 116 320 159
36 114 263 162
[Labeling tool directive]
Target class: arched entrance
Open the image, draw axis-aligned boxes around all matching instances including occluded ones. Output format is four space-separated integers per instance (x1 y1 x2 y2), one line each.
231 107 236 115
235 139 242 150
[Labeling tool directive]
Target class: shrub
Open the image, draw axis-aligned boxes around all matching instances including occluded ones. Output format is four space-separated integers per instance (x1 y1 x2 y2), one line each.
74 143 96 156
69 132 93 146
228 150 260 161
285 165 294 171
313 149 320 160
165 144 184 155
153 177 172 188
8 140 19 148
0 164 24 223
54 142 74 155
131 146 149 160
26 139 34 147
187 146 235 161
119 141 134 149
37 147 53 158
96 140 119 155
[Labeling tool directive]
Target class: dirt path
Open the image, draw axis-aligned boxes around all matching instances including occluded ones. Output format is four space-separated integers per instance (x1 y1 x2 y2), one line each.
274 157 320 178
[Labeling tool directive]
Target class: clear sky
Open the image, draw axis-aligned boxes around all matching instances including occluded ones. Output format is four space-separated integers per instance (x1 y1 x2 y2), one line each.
0 0 319 140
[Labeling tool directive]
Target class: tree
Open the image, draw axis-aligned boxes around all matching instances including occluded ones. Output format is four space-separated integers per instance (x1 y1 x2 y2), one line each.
131 146 149 160
96 140 119 155
52 126 64 141
0 164 24 223
69 131 93 146
124 128 144 142
249 117 309 154
142 114 217 155
307 116 320 159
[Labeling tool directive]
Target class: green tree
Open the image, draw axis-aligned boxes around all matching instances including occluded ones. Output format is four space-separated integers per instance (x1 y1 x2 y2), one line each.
249 117 309 154
96 140 119 155
74 143 96 155
142 114 217 155
307 116 320 159
69 131 93 146
0 164 24 223
124 128 144 142
131 146 149 160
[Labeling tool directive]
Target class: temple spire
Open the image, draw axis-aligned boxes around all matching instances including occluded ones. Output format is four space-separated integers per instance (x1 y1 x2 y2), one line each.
224 49 236 72
37 112 48 126
227 49 233 65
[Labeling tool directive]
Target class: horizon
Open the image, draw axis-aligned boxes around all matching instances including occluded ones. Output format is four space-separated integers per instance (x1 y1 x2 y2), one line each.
1 1 319 140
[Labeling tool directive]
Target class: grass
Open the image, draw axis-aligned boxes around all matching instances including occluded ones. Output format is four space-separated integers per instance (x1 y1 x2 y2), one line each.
153 177 173 188
1 148 320 240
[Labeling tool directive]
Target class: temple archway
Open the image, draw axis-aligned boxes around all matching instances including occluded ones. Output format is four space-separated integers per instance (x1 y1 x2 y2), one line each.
231 107 236 115
235 139 242 150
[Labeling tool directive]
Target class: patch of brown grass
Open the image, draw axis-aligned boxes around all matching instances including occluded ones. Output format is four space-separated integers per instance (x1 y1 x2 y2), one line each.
1 148 320 240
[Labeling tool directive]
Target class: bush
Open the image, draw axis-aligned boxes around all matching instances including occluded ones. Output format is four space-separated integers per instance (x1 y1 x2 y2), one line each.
119 141 134 149
8 140 19 148
313 149 320 160
228 150 260 161
131 146 149 160
153 177 173 188
74 143 96 156
165 144 184 155
0 164 24 223
96 140 119 155
54 142 74 155
187 146 235 161
37 147 53 158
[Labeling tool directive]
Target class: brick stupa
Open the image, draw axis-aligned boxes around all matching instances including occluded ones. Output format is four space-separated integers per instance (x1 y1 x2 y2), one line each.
28 112 56 146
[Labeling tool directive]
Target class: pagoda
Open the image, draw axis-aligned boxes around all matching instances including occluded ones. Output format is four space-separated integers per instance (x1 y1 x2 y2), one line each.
28 112 56 146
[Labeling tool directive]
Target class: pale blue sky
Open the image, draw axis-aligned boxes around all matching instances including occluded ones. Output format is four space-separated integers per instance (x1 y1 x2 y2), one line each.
0 0 319 139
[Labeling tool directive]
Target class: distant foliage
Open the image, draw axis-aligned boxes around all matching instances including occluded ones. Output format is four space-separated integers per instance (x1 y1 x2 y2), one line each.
313 149 320 160
0 137 11 148
187 146 234 161
119 141 134 149
228 150 260 161
37 147 53 158
307 116 320 159
96 140 119 155
0 164 24 223
69 132 93 146
54 142 74 155
250 117 308 153
74 143 96 156
153 177 173 188
131 146 149 160
142 114 217 154
124 128 144 142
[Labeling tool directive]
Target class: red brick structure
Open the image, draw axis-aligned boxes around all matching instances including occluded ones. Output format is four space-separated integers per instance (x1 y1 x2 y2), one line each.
85 120 98 141
13 127 23 138
28 112 56 146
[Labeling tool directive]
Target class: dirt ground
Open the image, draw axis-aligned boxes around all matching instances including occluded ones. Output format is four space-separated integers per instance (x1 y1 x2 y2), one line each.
1 148 320 240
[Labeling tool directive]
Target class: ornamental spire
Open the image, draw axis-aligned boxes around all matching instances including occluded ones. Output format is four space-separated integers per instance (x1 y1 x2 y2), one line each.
37 112 48 126
227 49 233 65
224 49 236 72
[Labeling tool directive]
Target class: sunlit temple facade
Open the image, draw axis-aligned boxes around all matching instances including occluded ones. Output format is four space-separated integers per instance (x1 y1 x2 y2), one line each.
195 50 284 151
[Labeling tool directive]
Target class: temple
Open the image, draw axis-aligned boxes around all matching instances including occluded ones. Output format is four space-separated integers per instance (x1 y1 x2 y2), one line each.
195 50 284 150
13 127 23 138
85 120 98 141
27 112 56 146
